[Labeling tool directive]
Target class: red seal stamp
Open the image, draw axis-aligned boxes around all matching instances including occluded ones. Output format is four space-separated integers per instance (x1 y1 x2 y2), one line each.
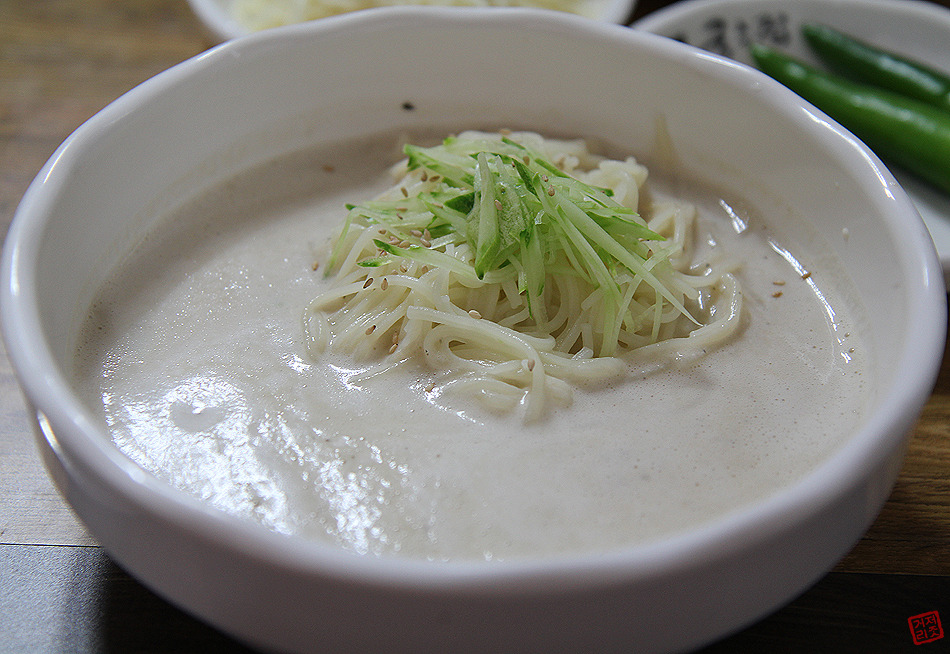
908 610 944 645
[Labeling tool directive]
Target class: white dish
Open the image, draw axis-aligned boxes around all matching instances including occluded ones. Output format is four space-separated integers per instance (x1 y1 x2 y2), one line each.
187 0 639 42
633 0 950 286
1 8 945 653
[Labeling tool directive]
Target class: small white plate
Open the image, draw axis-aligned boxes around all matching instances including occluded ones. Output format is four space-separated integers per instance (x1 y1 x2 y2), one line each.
188 0 638 42
634 0 950 285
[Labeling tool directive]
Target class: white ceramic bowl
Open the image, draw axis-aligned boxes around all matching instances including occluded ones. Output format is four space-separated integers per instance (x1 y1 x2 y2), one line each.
633 0 950 285
187 0 638 42
2 8 945 653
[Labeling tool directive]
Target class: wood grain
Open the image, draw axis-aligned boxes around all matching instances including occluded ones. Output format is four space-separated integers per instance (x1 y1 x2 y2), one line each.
836 320 950 575
1 0 948 651
0 0 211 549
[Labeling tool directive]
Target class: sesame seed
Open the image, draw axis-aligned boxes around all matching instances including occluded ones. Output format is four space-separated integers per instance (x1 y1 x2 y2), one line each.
468 309 482 319
400 187 409 197
380 278 389 291
547 186 555 196
410 229 423 237
365 325 376 335
801 271 812 280
363 278 374 288
388 343 398 354
494 199 503 210
311 261 320 271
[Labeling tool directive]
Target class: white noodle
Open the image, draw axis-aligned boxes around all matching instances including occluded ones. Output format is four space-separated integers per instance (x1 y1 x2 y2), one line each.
304 132 742 419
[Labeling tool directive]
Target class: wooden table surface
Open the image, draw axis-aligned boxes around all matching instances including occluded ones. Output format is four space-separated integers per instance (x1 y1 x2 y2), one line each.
1 1 948 651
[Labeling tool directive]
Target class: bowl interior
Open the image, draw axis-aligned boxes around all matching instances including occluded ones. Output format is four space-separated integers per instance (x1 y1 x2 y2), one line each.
23 9 931 401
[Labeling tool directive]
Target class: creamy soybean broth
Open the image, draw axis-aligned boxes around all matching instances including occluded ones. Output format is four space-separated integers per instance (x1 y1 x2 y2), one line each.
74 131 868 561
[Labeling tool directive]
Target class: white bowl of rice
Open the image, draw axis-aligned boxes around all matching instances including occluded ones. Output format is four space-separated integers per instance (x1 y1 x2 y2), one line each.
187 0 639 42
2 8 944 653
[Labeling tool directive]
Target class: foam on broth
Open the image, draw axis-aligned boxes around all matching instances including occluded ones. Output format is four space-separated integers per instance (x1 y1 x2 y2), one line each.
74 130 869 561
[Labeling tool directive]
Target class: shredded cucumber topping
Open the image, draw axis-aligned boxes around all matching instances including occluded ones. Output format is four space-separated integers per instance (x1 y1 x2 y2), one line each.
326 134 697 358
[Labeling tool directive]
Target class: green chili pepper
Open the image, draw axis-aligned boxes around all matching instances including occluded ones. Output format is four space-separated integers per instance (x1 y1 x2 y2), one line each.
802 23 950 112
749 42 950 195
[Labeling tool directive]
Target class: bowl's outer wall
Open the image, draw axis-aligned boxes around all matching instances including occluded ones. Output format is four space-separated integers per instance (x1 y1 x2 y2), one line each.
33 410 901 653
3 9 945 654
